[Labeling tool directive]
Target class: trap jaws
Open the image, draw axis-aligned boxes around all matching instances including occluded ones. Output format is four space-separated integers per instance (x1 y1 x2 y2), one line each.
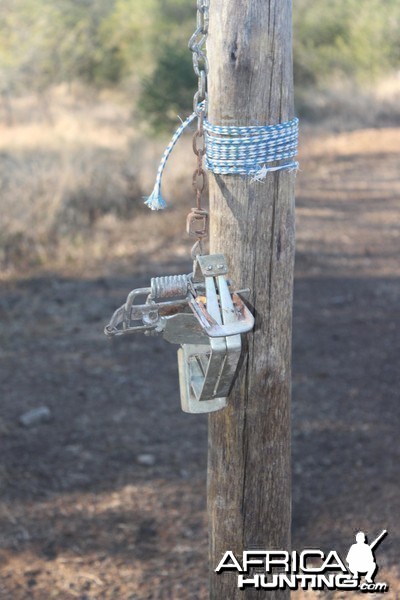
104 254 254 414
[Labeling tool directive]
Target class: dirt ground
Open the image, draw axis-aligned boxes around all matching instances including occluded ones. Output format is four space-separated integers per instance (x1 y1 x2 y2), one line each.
0 126 399 599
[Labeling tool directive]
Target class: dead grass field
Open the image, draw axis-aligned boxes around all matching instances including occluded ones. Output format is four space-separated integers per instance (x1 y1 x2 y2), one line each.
0 86 399 599
0 87 198 275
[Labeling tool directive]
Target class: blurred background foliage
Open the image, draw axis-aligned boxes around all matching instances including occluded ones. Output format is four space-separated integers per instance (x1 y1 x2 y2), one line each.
0 0 399 133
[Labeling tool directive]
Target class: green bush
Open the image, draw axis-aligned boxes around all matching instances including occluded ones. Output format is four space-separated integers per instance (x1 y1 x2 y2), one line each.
138 44 195 134
293 0 400 85
1 0 399 129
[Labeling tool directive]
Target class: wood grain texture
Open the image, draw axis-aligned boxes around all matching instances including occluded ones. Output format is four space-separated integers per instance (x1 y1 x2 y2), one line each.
207 1 295 598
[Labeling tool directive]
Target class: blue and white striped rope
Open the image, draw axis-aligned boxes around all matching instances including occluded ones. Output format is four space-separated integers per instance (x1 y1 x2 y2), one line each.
204 118 299 178
145 110 299 210
145 110 198 210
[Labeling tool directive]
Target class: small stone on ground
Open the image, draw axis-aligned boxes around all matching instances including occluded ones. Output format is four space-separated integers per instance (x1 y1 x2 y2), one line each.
19 406 51 427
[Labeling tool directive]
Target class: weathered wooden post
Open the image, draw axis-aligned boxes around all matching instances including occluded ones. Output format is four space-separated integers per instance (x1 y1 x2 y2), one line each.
207 0 295 597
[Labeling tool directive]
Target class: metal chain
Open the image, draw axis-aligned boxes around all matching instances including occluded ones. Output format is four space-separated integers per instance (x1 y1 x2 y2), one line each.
187 0 209 258
188 0 209 114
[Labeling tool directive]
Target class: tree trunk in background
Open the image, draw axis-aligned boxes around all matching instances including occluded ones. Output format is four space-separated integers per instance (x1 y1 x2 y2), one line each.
207 0 295 597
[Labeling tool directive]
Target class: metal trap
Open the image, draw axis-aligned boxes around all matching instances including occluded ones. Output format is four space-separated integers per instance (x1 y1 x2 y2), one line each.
105 254 254 413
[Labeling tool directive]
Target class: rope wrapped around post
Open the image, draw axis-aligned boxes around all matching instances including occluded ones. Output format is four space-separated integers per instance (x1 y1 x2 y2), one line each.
204 118 298 178
145 110 299 210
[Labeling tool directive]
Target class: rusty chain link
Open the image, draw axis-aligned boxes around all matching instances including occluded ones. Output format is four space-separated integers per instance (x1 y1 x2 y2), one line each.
187 0 210 257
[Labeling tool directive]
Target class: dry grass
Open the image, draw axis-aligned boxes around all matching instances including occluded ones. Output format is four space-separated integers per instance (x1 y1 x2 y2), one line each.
0 86 194 274
2 76 399 275
296 73 400 131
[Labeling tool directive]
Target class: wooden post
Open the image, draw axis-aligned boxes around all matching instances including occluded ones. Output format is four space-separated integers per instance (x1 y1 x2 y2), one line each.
207 0 295 598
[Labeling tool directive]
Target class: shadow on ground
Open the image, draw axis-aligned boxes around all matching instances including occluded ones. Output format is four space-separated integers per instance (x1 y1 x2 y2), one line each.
1 127 399 598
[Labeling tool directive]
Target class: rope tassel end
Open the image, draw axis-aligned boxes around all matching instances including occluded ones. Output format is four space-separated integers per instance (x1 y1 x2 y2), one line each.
144 185 167 211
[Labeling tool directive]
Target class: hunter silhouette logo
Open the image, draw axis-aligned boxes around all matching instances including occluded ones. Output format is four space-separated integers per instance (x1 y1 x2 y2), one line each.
216 529 389 593
346 530 387 585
